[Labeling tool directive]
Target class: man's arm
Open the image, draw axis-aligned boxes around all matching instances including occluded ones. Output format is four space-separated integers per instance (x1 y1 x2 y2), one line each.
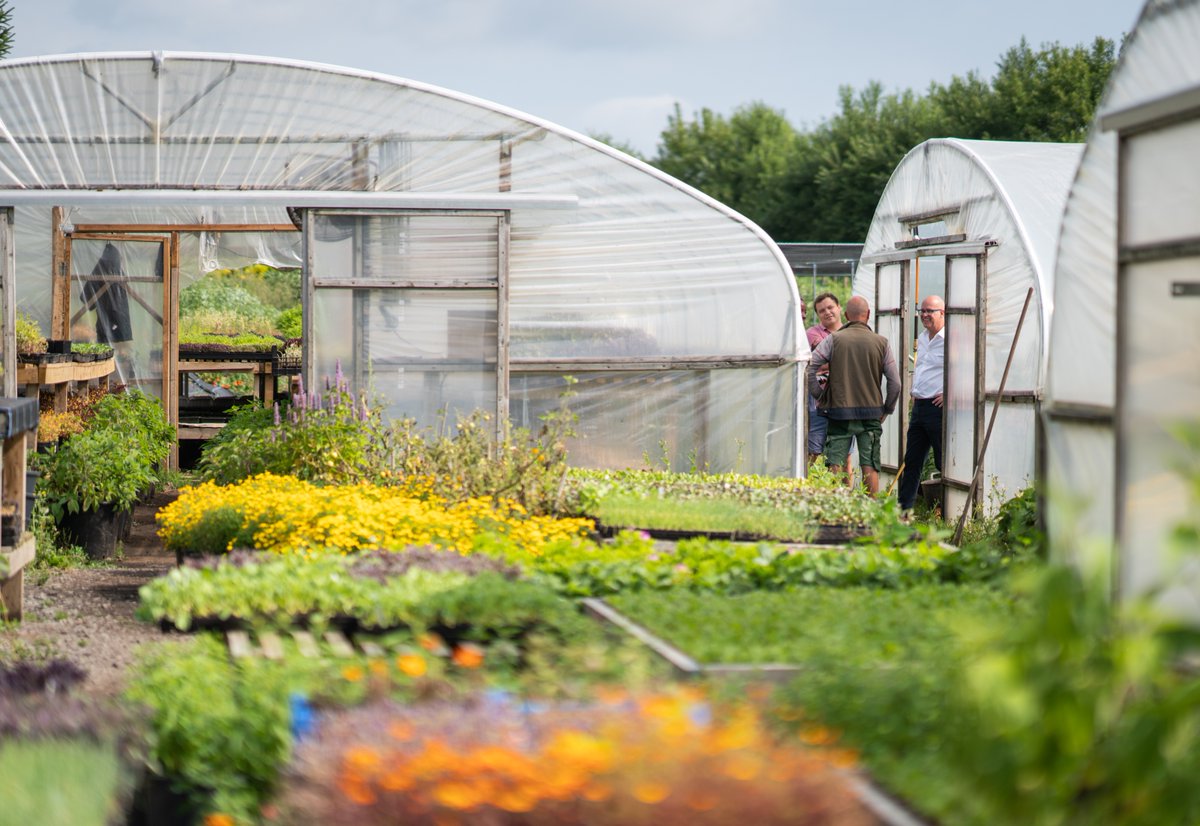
808 335 833 399
881 342 901 416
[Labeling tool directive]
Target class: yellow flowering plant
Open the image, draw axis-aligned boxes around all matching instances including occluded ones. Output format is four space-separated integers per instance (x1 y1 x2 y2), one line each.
157 473 593 557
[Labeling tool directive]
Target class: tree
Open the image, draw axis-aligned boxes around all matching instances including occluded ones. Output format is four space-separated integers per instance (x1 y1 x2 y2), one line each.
648 36 1118 243
932 37 1117 142
652 102 802 238
0 1 11 60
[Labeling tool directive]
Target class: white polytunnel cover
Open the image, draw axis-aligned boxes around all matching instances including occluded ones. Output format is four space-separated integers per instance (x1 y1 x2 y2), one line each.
0 52 805 476
1048 0 1200 619
854 138 1082 513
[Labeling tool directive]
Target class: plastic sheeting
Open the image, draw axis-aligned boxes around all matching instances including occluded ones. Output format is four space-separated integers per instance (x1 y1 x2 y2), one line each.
854 139 1082 512
0 52 803 475
1046 0 1200 618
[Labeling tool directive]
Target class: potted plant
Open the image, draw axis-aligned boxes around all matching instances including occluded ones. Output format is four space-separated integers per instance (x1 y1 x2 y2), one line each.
35 428 153 559
33 391 173 559
15 311 50 362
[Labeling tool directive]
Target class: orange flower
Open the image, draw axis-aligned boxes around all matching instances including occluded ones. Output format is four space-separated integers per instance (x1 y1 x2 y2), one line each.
204 815 235 826
396 653 428 677
419 632 448 653
631 779 671 804
342 664 365 682
389 720 416 741
451 643 485 669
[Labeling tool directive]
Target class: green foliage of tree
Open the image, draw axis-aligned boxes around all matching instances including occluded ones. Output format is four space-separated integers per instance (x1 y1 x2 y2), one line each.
654 102 802 239
651 36 1119 242
932 37 1118 142
0 1 12 60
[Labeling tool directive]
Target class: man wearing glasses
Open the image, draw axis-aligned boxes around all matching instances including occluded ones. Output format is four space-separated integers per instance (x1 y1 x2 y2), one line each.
898 295 946 512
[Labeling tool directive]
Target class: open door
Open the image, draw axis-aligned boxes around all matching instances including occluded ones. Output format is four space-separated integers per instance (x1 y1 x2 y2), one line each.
941 255 984 518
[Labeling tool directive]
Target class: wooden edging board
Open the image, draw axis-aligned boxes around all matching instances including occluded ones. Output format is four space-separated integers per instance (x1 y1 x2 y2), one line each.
580 595 935 826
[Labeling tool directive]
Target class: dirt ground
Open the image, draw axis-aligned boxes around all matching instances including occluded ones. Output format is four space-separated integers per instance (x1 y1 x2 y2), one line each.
0 491 187 698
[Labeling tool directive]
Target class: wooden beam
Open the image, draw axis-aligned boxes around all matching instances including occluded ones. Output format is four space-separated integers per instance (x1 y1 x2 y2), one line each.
50 207 69 339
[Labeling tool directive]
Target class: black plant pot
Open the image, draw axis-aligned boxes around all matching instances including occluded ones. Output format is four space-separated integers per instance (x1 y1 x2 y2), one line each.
128 770 209 826
57 503 131 560
24 469 39 533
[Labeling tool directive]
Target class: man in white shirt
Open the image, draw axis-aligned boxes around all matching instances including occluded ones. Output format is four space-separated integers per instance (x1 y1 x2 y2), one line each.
897 295 945 511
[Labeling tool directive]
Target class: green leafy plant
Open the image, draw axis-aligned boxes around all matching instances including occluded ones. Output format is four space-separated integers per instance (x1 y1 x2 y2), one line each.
32 390 172 520
15 310 46 355
69 341 113 357
33 428 154 518
195 372 578 516
276 305 303 339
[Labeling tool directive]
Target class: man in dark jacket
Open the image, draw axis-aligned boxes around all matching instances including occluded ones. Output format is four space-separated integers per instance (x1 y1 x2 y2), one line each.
807 296 900 493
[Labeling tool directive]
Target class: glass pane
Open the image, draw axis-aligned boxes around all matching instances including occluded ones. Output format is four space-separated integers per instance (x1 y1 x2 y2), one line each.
877 263 902 311
511 366 798 476
1123 120 1200 248
311 288 497 426
311 213 499 283
915 255 945 305
69 238 164 396
943 313 976 484
946 256 977 309
1120 258 1200 602
877 314 901 468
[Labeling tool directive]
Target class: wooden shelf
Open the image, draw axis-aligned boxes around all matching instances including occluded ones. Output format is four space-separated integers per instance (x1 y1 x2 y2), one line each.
17 356 117 385
18 357 117 413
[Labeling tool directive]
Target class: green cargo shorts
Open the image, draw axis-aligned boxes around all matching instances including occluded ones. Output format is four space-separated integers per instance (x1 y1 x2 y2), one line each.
824 418 882 470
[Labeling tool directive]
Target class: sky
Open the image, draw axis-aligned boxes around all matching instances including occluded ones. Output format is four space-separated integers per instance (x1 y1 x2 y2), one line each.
10 0 1142 157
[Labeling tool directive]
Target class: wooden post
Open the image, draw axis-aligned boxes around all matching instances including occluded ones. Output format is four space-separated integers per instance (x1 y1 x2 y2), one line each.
50 207 70 340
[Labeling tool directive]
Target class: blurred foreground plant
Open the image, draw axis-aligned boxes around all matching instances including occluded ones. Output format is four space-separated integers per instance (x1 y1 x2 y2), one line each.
272 687 871 825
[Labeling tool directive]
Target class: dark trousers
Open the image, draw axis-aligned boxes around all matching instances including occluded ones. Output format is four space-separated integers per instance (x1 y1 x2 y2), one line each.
898 398 943 509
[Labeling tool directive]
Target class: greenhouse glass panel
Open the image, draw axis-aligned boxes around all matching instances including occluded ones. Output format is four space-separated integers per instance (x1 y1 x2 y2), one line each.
311 288 497 426
311 214 500 285
877 314 901 469
1123 120 1200 248
68 237 166 396
510 366 797 476
946 256 977 308
877 263 902 311
943 314 976 484
1119 257 1200 598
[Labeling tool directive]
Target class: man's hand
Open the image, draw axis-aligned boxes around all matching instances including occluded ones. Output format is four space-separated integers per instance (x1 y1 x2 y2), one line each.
933 393 943 407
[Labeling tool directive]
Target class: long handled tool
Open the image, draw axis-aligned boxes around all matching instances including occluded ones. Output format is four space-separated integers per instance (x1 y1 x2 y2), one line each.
953 287 1034 545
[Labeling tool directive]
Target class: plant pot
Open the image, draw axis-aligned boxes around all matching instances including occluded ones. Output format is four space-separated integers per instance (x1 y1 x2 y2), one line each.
24 469 39 533
47 339 72 355
129 770 210 826
57 503 131 560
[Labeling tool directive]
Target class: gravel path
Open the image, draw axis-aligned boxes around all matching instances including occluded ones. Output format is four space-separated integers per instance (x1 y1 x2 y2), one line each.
0 493 187 698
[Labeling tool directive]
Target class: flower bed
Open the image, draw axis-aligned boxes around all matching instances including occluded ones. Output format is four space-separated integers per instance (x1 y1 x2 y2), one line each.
157 473 593 556
566 467 889 543
484 530 1011 598
271 688 871 826
137 549 587 642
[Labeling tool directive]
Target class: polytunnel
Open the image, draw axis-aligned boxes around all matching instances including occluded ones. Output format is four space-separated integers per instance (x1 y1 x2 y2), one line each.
0 52 806 476
1046 0 1200 619
853 138 1082 519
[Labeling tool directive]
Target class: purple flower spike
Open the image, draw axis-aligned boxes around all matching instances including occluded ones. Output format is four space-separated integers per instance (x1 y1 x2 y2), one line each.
273 402 281 426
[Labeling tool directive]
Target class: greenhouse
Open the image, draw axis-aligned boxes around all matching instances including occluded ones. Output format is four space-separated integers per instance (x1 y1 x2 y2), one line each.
0 51 805 475
853 138 1083 518
1045 0 1200 619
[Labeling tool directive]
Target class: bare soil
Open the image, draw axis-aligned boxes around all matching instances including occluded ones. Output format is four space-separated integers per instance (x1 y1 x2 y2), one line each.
0 492 187 698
